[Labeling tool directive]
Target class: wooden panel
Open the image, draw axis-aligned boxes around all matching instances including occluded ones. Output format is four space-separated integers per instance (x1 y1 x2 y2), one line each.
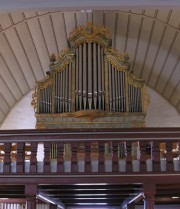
149 27 175 88
76 12 88 26
141 21 164 84
126 14 142 65
164 61 180 100
0 34 29 94
0 77 16 106
0 55 22 100
156 32 179 94
168 9 180 28
5 28 36 89
92 11 104 26
64 12 76 37
144 9 156 17
10 12 24 24
133 18 153 78
156 9 170 22
116 12 129 53
51 13 68 52
27 18 51 75
16 22 44 81
170 82 180 106
0 13 12 29
39 15 58 55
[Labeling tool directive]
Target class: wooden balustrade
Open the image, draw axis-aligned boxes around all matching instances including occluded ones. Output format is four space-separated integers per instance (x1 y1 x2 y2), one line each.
0 128 179 175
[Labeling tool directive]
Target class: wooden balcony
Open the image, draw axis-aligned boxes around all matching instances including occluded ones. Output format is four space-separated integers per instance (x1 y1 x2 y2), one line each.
0 128 179 208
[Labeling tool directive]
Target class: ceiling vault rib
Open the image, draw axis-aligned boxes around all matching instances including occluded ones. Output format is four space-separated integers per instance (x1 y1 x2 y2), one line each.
169 80 180 101
13 26 37 81
74 13 77 28
3 33 30 90
139 19 156 78
0 92 10 109
147 25 167 85
154 31 178 89
62 13 68 46
0 51 24 96
162 56 180 95
124 11 131 53
113 12 118 49
131 16 144 71
0 74 17 102
49 14 60 54
37 17 51 57
24 21 45 79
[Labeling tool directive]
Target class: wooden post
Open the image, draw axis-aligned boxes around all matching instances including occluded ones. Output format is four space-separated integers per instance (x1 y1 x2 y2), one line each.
44 142 51 173
166 141 174 172
57 142 64 173
25 184 37 209
143 184 155 209
16 142 25 173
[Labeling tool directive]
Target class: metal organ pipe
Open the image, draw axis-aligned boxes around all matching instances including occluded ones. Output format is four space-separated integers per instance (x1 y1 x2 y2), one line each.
68 63 72 112
101 47 105 111
97 45 102 110
108 62 112 111
79 44 83 110
75 48 79 111
93 43 97 109
88 42 92 109
83 43 87 109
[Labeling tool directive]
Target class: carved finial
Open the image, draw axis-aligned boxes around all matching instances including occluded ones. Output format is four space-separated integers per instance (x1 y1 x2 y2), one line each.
123 52 129 63
50 53 56 65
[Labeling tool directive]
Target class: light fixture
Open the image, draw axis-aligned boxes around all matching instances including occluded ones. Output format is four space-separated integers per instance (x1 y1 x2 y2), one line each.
172 196 179 199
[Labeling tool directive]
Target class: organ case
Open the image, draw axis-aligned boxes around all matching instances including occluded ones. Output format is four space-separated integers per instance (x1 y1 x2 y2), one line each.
32 23 148 129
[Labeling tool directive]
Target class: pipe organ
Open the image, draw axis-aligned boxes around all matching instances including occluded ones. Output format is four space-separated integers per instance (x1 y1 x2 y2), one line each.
32 23 148 129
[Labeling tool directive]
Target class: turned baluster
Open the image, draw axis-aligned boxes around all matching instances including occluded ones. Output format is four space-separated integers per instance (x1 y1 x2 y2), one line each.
71 142 77 173
43 142 51 173
84 142 91 173
57 142 64 173
112 141 119 172
30 142 38 173
139 141 148 172
126 141 132 172
98 141 105 173
153 141 160 172
16 142 25 173
4 143 11 173
166 141 174 172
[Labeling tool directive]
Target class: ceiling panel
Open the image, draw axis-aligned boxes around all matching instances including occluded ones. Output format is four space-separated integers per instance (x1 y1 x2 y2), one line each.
133 17 154 78
0 55 23 100
0 33 30 94
164 60 180 100
149 26 176 89
5 27 36 89
0 76 16 107
116 12 129 53
0 13 12 29
9 12 24 24
15 21 45 82
27 18 50 75
142 21 165 84
51 12 68 52
39 14 59 55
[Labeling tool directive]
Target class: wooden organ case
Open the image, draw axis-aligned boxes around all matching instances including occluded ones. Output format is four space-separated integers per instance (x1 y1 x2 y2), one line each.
32 23 148 129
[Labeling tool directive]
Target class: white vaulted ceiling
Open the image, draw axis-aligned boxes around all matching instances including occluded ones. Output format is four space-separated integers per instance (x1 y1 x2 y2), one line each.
0 8 179 125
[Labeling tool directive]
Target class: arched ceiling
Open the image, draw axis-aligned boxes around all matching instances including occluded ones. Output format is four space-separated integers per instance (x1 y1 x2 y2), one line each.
0 8 179 125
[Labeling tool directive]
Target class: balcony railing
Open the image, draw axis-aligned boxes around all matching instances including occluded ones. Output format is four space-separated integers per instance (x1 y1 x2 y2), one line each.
0 128 179 175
